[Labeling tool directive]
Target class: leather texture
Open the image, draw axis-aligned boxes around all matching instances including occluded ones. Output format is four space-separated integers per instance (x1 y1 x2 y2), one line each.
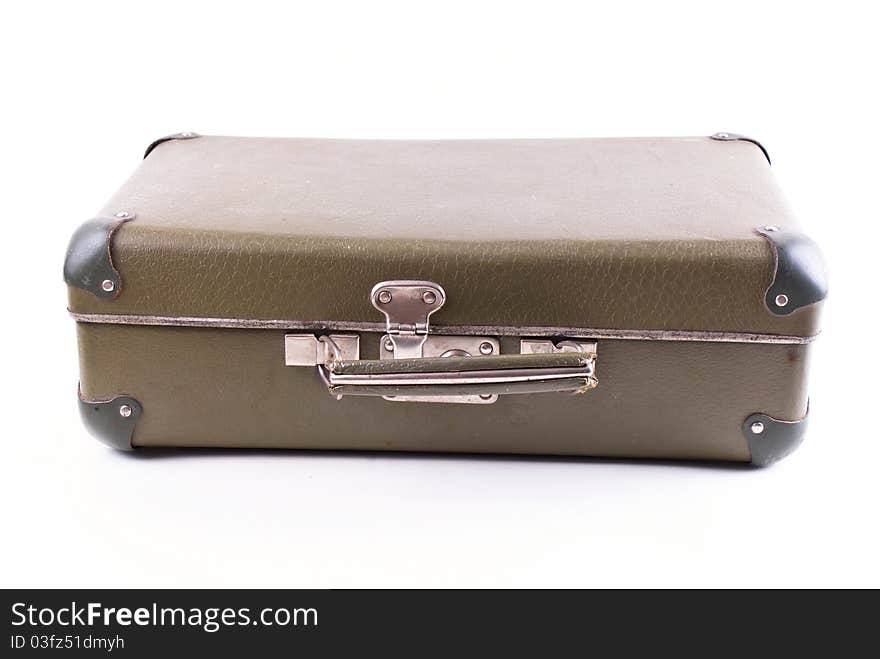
76 325 811 462
68 135 823 337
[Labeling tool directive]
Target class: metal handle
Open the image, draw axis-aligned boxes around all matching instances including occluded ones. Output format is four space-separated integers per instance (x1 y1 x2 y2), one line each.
319 352 597 399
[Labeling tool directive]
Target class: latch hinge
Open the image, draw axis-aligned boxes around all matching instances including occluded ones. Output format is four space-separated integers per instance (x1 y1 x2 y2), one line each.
370 281 446 358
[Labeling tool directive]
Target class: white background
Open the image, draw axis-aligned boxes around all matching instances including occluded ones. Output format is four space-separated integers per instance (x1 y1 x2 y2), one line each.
1 0 877 588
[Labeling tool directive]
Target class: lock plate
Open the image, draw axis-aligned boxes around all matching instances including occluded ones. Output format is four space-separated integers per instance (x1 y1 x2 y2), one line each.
380 335 499 360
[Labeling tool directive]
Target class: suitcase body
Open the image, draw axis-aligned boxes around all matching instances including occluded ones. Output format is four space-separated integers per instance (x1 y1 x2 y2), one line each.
65 134 826 465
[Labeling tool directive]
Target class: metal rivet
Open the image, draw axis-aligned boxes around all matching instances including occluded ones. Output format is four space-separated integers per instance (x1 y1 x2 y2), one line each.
114 210 131 219
479 394 494 400
717 132 730 139
377 290 392 304
422 290 437 305
479 342 494 355
750 421 765 435
763 224 779 232
119 404 132 418
384 338 394 352
101 279 115 292
180 131 196 137
775 294 789 307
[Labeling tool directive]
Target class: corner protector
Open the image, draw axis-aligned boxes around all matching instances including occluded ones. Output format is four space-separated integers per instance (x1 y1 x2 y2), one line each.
63 213 134 298
742 407 808 467
756 225 828 316
77 386 141 450
143 132 200 159
710 132 771 165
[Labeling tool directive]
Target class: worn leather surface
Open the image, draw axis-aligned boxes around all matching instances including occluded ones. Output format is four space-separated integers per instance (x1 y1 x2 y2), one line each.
76 325 811 461
68 135 822 337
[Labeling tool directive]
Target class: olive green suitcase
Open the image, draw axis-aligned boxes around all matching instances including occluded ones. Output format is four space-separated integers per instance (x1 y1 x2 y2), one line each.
65 133 826 465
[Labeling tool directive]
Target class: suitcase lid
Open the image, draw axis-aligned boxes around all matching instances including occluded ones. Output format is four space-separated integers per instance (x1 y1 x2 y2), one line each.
65 134 825 340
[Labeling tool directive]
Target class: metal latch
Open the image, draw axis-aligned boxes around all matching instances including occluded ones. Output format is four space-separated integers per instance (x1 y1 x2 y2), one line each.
371 281 445 359
284 334 360 366
520 339 598 355
371 281 499 404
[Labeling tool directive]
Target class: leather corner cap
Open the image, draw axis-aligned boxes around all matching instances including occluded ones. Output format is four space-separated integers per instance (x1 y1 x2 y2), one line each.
710 132 771 165
63 215 134 298
77 386 141 450
757 226 828 316
143 131 200 158
742 408 808 467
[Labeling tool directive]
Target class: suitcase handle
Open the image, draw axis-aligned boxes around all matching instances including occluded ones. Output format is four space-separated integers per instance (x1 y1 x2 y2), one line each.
319 352 597 399
303 281 597 403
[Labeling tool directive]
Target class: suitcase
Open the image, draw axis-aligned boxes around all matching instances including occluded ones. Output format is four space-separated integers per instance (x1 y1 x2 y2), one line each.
65 133 826 465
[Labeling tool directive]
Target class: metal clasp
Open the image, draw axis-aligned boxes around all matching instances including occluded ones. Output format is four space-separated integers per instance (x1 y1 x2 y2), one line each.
520 339 598 355
370 281 446 359
284 334 360 366
371 280 500 404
